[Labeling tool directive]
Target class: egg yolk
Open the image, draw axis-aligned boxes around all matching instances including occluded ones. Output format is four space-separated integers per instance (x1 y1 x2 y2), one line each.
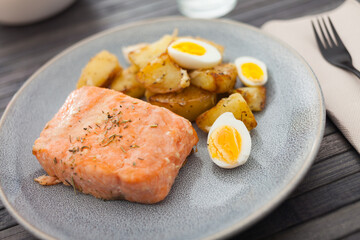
241 63 264 81
172 42 206 56
208 125 242 164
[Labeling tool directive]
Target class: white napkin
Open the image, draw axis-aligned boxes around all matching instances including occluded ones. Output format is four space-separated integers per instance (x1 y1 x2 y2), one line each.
262 0 360 153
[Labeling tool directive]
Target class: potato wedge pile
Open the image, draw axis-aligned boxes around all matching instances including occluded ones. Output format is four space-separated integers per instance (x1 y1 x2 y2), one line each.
148 85 217 122
136 53 190 93
76 30 268 133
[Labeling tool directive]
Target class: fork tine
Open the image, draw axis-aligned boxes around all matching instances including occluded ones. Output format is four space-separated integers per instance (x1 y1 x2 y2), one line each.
317 18 330 48
322 17 335 48
311 20 325 52
328 16 345 47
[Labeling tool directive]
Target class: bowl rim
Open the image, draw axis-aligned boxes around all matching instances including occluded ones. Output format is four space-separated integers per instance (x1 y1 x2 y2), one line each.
0 16 325 240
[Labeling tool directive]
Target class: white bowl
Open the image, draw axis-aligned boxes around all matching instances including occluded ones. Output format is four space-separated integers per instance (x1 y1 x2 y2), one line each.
0 0 75 25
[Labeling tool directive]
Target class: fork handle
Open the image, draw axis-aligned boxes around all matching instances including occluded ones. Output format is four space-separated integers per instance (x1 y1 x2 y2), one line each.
340 64 360 79
349 68 360 79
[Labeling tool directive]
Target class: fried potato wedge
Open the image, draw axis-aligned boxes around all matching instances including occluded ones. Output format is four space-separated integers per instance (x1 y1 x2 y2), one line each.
110 65 145 98
189 63 237 93
196 93 257 132
232 86 266 111
136 53 190 94
144 89 156 101
77 50 122 89
122 43 149 64
128 30 177 69
148 85 217 122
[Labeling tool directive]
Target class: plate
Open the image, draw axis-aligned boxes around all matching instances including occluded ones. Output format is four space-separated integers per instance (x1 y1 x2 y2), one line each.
0 17 325 240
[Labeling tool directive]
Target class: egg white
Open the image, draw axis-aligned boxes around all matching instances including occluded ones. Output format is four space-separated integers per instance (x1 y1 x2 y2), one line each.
167 38 221 69
207 112 251 169
235 56 268 87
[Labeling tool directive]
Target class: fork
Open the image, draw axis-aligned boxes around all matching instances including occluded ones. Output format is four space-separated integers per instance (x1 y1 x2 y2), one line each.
311 17 360 79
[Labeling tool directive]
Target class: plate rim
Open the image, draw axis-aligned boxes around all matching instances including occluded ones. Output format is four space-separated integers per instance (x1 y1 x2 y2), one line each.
0 16 325 240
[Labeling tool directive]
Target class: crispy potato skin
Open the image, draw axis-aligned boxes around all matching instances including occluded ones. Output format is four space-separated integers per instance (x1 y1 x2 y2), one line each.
189 63 237 93
77 50 122 89
136 53 190 94
148 85 217 122
144 89 157 101
128 33 176 69
232 86 266 111
110 65 145 98
122 43 149 64
196 93 257 132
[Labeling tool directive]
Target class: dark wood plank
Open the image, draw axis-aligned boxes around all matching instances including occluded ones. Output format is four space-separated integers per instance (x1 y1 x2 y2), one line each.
324 117 338 136
0 96 13 113
230 0 344 26
290 150 360 198
268 200 360 240
0 225 36 240
0 83 23 102
342 230 360 240
0 69 34 88
0 209 17 232
237 171 360 239
314 132 353 164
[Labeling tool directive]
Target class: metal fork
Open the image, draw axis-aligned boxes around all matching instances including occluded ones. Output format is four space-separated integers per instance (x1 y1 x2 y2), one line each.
311 17 360 78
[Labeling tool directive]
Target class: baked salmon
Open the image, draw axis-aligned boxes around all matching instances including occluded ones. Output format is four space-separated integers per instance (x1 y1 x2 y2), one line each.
33 86 198 204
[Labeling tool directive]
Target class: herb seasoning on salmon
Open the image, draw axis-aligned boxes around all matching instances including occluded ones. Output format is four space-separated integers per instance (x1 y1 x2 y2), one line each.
33 86 198 204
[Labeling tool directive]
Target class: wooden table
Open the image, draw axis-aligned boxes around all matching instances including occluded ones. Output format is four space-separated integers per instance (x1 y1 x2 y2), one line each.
0 0 359 239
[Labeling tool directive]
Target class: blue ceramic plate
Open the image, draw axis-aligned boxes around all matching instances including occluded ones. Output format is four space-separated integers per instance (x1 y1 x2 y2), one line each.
0 17 325 240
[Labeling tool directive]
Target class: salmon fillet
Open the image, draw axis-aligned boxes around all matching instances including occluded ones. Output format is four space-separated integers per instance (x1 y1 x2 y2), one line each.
33 86 198 204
